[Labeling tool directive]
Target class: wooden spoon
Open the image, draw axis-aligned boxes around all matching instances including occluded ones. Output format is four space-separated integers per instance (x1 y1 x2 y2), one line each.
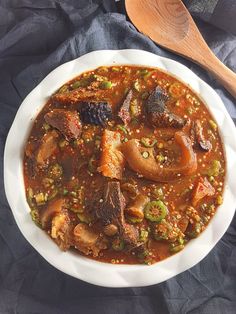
125 0 236 99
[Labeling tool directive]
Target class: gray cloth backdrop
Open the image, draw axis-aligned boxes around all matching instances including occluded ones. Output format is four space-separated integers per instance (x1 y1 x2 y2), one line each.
0 0 235 313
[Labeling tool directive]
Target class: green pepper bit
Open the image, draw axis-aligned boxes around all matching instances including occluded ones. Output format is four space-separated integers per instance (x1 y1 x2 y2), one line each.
137 249 149 260
187 222 201 238
156 153 165 163
30 208 41 227
43 123 50 131
130 99 139 117
207 160 221 177
27 187 34 208
140 137 157 148
47 189 58 201
111 67 120 72
58 85 69 94
42 177 54 188
112 238 125 251
70 191 77 197
139 229 149 242
141 91 149 100
94 136 101 150
139 69 149 76
170 244 184 253
27 188 33 198
71 77 90 89
117 125 128 134
99 81 113 89
127 216 143 224
169 82 185 98
59 139 68 148
77 213 93 224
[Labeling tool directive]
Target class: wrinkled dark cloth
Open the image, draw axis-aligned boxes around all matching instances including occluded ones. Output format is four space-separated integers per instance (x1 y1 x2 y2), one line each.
184 0 236 35
0 1 236 313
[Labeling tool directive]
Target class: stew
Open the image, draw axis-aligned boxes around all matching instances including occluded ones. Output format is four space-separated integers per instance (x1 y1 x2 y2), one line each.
23 65 225 265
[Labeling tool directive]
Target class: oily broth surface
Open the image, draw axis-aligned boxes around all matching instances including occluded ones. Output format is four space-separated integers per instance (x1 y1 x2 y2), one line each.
23 65 225 264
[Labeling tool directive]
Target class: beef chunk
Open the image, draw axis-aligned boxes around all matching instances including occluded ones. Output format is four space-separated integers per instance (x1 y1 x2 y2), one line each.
96 181 126 224
36 130 59 165
79 101 112 126
146 87 185 128
51 89 103 106
51 211 71 251
98 130 125 180
39 198 71 251
191 120 212 152
96 181 139 247
178 217 189 233
44 109 82 141
125 194 150 220
118 89 133 125
40 198 66 229
25 140 38 159
150 110 185 128
73 223 108 257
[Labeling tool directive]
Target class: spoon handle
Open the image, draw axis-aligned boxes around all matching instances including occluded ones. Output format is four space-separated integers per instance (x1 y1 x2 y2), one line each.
194 48 236 99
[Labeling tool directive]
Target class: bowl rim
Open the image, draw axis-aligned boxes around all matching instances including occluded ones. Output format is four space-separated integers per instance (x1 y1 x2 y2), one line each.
4 49 236 287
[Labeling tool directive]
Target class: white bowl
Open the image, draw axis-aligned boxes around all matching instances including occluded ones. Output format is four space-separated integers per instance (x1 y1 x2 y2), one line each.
4 49 236 287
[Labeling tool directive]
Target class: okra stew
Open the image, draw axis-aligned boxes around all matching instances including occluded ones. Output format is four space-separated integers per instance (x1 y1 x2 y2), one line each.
24 65 225 265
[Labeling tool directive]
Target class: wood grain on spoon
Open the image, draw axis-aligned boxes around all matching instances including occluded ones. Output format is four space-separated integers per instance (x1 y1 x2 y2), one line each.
125 0 236 99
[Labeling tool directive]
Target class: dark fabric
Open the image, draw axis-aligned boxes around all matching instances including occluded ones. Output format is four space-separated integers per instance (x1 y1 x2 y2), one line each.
1 1 236 313
184 0 236 35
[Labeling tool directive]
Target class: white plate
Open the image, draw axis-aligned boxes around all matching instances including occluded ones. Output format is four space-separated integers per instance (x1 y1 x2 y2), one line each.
4 49 236 287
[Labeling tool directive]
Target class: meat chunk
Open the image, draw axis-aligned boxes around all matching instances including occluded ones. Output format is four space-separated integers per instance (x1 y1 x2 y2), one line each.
125 194 150 220
192 177 215 206
178 217 189 233
98 130 125 180
122 131 197 182
118 90 133 125
146 87 185 128
96 181 126 224
51 212 71 251
79 101 112 126
122 224 139 245
36 130 58 165
191 120 212 152
73 223 108 257
96 181 139 247
25 141 38 159
44 109 82 141
51 89 103 106
40 198 66 228
149 110 185 128
39 198 71 250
